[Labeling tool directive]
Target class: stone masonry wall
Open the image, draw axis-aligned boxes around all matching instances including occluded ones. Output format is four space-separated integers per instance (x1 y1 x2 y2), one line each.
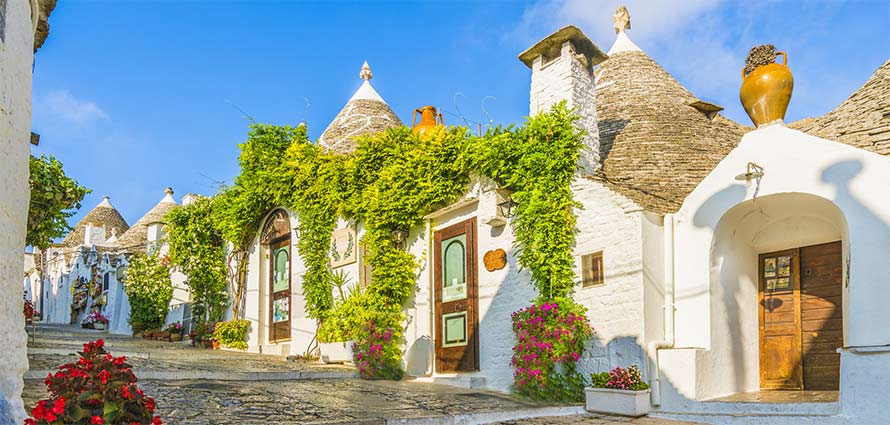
0 0 36 421
529 41 599 175
572 178 648 379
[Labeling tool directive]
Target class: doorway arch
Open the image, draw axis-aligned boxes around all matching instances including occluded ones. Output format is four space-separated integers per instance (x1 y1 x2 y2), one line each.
709 192 848 393
261 209 292 343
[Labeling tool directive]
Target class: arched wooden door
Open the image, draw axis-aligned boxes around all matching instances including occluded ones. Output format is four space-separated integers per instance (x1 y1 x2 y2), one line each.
262 210 292 343
759 241 843 390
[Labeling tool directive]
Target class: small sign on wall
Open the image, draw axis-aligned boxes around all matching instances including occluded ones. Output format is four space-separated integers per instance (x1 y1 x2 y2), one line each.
330 227 357 268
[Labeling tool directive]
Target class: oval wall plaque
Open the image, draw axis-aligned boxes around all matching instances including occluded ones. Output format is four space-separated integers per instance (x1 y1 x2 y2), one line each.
483 249 507 272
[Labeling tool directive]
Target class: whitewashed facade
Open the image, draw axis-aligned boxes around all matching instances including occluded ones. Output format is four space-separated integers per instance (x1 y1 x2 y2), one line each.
0 0 54 421
34 190 192 335
238 12 889 425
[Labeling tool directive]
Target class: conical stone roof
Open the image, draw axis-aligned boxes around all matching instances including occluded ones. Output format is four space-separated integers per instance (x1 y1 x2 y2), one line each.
62 197 130 247
318 62 403 154
591 26 747 214
791 61 890 156
114 187 178 254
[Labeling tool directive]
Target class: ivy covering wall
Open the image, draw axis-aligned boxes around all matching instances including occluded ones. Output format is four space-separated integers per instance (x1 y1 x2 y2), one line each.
165 103 588 387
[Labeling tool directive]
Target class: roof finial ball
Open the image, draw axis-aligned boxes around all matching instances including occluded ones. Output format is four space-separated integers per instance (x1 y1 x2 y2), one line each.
613 5 631 34
165 187 174 195
360 61 373 81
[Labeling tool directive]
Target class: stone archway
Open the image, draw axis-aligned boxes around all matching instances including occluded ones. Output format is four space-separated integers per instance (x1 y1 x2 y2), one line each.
709 193 848 393
261 209 292 344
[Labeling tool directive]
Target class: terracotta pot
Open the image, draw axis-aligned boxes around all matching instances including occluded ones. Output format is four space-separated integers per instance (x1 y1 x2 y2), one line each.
411 106 444 135
202 339 214 349
740 51 793 127
158 331 171 339
212 340 220 350
170 333 183 342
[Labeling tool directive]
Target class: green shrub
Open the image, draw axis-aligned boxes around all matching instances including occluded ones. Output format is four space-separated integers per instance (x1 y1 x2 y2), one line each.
213 319 251 350
124 253 173 333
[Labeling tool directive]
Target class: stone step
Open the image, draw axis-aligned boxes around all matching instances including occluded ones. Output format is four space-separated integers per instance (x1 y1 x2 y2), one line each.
409 375 488 390
653 412 845 425
260 343 291 355
379 405 585 425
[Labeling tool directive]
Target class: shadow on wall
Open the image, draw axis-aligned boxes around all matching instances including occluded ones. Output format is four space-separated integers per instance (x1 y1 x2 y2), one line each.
677 157 888 402
598 119 630 163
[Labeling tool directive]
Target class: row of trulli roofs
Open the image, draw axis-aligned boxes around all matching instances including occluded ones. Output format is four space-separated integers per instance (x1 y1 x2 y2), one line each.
60 23 888 250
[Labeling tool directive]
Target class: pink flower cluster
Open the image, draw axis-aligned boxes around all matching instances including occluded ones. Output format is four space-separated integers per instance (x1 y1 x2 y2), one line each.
352 321 402 380
511 300 593 398
84 311 109 325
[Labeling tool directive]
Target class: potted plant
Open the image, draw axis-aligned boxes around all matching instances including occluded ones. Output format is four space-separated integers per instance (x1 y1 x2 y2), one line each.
212 319 250 350
317 271 358 363
193 322 217 349
83 311 109 330
586 365 650 417
164 321 184 342
24 339 162 424
23 299 39 325
317 321 355 363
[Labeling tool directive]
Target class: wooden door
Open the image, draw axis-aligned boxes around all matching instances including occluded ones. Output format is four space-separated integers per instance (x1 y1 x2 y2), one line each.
269 237 291 343
434 218 479 372
759 241 843 390
759 248 803 390
800 241 843 390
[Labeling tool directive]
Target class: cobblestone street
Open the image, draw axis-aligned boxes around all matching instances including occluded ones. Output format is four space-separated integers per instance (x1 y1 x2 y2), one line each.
24 325 698 424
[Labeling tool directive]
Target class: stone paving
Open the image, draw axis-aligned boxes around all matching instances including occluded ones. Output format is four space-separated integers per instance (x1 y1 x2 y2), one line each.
24 325 699 424
26 324 354 380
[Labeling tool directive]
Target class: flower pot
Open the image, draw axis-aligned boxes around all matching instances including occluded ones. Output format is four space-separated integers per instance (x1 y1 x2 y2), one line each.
740 51 793 127
212 340 220 350
585 387 650 417
93 323 106 330
202 339 213 349
81 323 92 329
319 341 354 364
170 333 182 342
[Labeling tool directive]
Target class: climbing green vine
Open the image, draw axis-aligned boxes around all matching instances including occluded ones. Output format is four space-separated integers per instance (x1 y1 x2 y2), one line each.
169 102 585 381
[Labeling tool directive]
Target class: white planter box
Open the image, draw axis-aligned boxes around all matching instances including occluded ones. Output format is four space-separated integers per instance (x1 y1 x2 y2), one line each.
93 323 106 330
319 341 354 364
585 387 650 417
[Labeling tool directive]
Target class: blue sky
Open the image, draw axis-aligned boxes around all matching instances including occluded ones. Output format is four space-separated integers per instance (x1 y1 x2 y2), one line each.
31 0 889 233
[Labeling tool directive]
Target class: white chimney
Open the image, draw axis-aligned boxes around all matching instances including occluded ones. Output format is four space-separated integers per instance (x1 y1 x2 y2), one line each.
181 193 201 206
84 223 107 246
519 26 607 175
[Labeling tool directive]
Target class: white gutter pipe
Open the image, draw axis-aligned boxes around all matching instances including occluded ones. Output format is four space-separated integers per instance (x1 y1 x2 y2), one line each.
648 213 676 406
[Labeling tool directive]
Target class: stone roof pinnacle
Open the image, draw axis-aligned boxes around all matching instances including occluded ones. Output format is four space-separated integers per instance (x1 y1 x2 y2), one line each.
608 6 642 55
360 61 373 81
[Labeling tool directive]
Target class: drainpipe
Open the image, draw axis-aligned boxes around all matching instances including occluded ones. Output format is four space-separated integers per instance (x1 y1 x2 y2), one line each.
426 217 435 376
648 213 676 406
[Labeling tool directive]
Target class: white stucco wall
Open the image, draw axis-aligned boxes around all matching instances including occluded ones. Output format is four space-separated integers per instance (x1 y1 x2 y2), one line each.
661 124 890 420
418 182 537 391
572 178 650 379
0 1 38 418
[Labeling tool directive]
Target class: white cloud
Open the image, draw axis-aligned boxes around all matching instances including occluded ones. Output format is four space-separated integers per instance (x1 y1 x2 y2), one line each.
517 0 723 47
35 90 109 124
516 0 752 120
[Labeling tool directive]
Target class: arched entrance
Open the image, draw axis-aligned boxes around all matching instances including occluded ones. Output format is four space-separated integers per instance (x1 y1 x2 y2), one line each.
711 193 848 392
261 209 292 343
